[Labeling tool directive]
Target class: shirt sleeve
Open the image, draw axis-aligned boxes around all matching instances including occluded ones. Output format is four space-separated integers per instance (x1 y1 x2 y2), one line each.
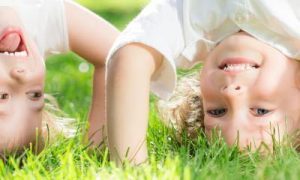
107 0 185 100
41 0 69 56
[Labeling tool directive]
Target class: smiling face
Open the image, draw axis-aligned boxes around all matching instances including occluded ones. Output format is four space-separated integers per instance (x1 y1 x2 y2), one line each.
0 7 45 152
200 32 300 149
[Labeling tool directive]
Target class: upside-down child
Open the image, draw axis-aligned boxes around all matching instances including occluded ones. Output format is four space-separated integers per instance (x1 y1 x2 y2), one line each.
106 0 300 164
0 0 118 153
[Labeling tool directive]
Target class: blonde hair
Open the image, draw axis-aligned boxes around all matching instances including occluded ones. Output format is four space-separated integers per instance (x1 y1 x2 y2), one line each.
41 94 76 144
157 73 204 140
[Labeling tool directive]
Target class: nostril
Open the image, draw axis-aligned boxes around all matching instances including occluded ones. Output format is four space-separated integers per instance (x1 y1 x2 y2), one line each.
10 67 27 82
16 69 25 73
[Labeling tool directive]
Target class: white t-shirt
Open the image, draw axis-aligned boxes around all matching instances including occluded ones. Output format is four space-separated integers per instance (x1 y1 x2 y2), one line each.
0 0 69 56
107 0 300 100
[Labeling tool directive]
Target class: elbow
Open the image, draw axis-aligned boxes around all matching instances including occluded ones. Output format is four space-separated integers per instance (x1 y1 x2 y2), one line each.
106 49 130 84
92 58 106 70
107 43 163 82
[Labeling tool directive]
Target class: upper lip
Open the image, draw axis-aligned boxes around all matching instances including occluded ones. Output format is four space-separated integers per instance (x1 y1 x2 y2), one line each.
218 57 260 70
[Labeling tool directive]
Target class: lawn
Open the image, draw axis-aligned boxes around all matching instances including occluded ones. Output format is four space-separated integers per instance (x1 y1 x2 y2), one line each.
2 1 300 179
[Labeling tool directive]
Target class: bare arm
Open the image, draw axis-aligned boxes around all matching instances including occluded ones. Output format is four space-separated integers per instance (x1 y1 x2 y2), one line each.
64 1 119 146
107 43 162 165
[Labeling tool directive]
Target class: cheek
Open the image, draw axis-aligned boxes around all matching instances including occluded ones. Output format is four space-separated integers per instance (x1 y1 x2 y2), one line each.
31 55 45 74
253 73 278 94
200 76 221 104
254 61 291 95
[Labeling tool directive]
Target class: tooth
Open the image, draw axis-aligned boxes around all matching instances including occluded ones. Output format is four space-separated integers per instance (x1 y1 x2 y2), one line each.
4 52 9 55
246 64 251 70
20 51 27 57
15 52 22 57
223 63 256 71
13 51 27 57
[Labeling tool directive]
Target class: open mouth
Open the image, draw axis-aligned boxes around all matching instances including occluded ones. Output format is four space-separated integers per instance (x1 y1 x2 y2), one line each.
218 57 260 72
0 28 28 57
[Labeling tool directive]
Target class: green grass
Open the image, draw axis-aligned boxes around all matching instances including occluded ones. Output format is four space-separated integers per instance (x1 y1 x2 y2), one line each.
76 0 148 29
2 1 300 179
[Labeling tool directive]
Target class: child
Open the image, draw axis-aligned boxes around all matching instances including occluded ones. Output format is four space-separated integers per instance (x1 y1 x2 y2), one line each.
106 0 300 164
0 0 118 153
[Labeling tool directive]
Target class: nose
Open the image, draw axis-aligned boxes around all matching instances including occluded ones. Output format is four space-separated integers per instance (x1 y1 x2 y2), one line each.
221 84 245 97
10 67 27 82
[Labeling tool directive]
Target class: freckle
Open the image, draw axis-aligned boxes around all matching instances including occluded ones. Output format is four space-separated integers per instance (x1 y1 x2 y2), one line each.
235 86 241 90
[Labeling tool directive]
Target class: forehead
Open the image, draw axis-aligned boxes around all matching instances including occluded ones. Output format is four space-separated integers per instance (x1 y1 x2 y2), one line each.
0 108 42 152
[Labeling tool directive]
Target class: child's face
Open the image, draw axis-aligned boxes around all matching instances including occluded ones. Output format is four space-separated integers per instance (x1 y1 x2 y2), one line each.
0 8 45 152
200 32 300 150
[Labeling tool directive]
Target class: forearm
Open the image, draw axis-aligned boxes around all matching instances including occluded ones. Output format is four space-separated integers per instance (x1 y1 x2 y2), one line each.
107 66 150 164
64 1 119 146
107 44 162 165
88 65 106 146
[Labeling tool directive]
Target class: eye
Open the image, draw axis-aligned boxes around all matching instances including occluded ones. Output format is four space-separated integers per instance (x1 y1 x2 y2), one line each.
26 91 43 101
206 108 227 117
0 93 9 100
250 108 271 117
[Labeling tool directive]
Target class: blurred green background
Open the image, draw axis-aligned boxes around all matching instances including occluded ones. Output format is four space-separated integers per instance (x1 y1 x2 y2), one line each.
46 0 149 121
76 0 148 29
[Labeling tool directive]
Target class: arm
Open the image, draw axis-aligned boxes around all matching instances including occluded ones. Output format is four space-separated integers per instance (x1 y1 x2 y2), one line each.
64 1 119 146
107 43 162 165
